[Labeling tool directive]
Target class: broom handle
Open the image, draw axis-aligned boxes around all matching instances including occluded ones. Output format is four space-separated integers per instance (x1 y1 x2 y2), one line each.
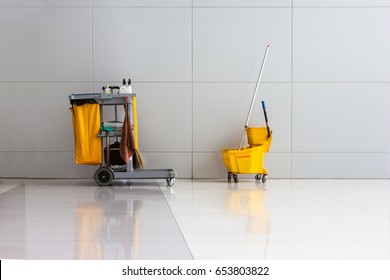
131 96 139 150
239 44 270 150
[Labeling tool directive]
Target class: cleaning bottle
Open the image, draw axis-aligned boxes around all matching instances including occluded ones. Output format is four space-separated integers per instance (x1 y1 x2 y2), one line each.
119 78 132 94
103 84 111 95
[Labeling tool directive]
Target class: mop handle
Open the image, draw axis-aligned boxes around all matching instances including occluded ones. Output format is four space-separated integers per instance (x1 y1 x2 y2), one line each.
239 44 270 149
262 100 271 138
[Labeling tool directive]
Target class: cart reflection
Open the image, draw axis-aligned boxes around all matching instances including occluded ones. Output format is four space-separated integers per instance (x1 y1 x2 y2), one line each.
75 184 172 260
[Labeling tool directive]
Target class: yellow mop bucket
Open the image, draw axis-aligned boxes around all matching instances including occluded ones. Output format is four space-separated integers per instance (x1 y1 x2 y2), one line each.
222 128 272 183
222 45 272 183
222 145 268 174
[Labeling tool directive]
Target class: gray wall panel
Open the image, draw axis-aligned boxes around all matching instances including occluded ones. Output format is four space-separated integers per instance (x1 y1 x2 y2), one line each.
193 7 291 82
93 7 192 82
293 8 390 82
0 7 91 82
292 83 390 153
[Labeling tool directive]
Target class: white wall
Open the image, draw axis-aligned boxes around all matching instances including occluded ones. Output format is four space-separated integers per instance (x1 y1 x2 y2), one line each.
0 0 389 179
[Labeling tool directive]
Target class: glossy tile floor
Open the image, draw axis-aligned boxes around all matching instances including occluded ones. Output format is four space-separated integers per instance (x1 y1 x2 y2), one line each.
0 178 389 260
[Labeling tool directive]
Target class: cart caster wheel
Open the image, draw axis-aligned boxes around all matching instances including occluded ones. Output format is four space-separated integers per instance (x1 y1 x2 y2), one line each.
233 174 239 183
227 173 232 182
262 174 268 183
166 177 175 187
255 174 262 182
94 167 114 186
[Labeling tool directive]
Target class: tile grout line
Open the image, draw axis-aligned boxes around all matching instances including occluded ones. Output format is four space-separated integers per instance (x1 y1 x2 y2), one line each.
90 1 94 91
159 180 195 260
291 1 294 179
191 0 194 179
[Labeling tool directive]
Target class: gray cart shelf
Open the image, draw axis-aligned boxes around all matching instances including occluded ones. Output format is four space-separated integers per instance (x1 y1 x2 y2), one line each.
69 93 176 187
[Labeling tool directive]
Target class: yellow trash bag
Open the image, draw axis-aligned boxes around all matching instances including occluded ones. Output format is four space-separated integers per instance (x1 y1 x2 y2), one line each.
71 103 102 165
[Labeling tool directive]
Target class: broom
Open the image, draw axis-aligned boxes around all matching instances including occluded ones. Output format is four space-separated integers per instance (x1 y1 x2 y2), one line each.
131 96 145 169
120 96 145 169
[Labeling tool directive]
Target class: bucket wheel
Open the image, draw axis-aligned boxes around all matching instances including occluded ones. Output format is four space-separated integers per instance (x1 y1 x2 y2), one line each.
255 173 268 183
227 172 238 183
94 167 114 186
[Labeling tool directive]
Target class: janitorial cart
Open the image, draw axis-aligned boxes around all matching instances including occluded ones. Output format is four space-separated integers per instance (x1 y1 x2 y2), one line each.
222 45 272 183
69 88 176 187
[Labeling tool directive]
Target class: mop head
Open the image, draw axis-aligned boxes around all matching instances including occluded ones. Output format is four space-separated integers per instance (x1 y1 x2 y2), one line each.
133 149 145 169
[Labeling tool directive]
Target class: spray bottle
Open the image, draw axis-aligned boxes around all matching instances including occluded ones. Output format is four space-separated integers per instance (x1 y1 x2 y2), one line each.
119 78 132 94
102 84 111 95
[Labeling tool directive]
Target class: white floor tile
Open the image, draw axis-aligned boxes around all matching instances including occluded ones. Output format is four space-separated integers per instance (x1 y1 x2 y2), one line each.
0 178 389 260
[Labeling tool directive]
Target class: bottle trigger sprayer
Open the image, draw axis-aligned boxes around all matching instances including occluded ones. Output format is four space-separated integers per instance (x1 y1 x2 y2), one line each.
119 78 132 94
103 84 111 95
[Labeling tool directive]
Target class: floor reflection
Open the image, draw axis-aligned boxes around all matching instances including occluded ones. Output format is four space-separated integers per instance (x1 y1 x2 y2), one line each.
225 184 269 235
0 180 192 260
75 187 144 259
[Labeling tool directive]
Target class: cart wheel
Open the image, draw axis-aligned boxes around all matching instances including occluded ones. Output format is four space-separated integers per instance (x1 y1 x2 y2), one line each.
227 173 232 182
233 174 239 183
94 167 114 186
262 174 268 183
255 174 262 182
166 177 175 187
